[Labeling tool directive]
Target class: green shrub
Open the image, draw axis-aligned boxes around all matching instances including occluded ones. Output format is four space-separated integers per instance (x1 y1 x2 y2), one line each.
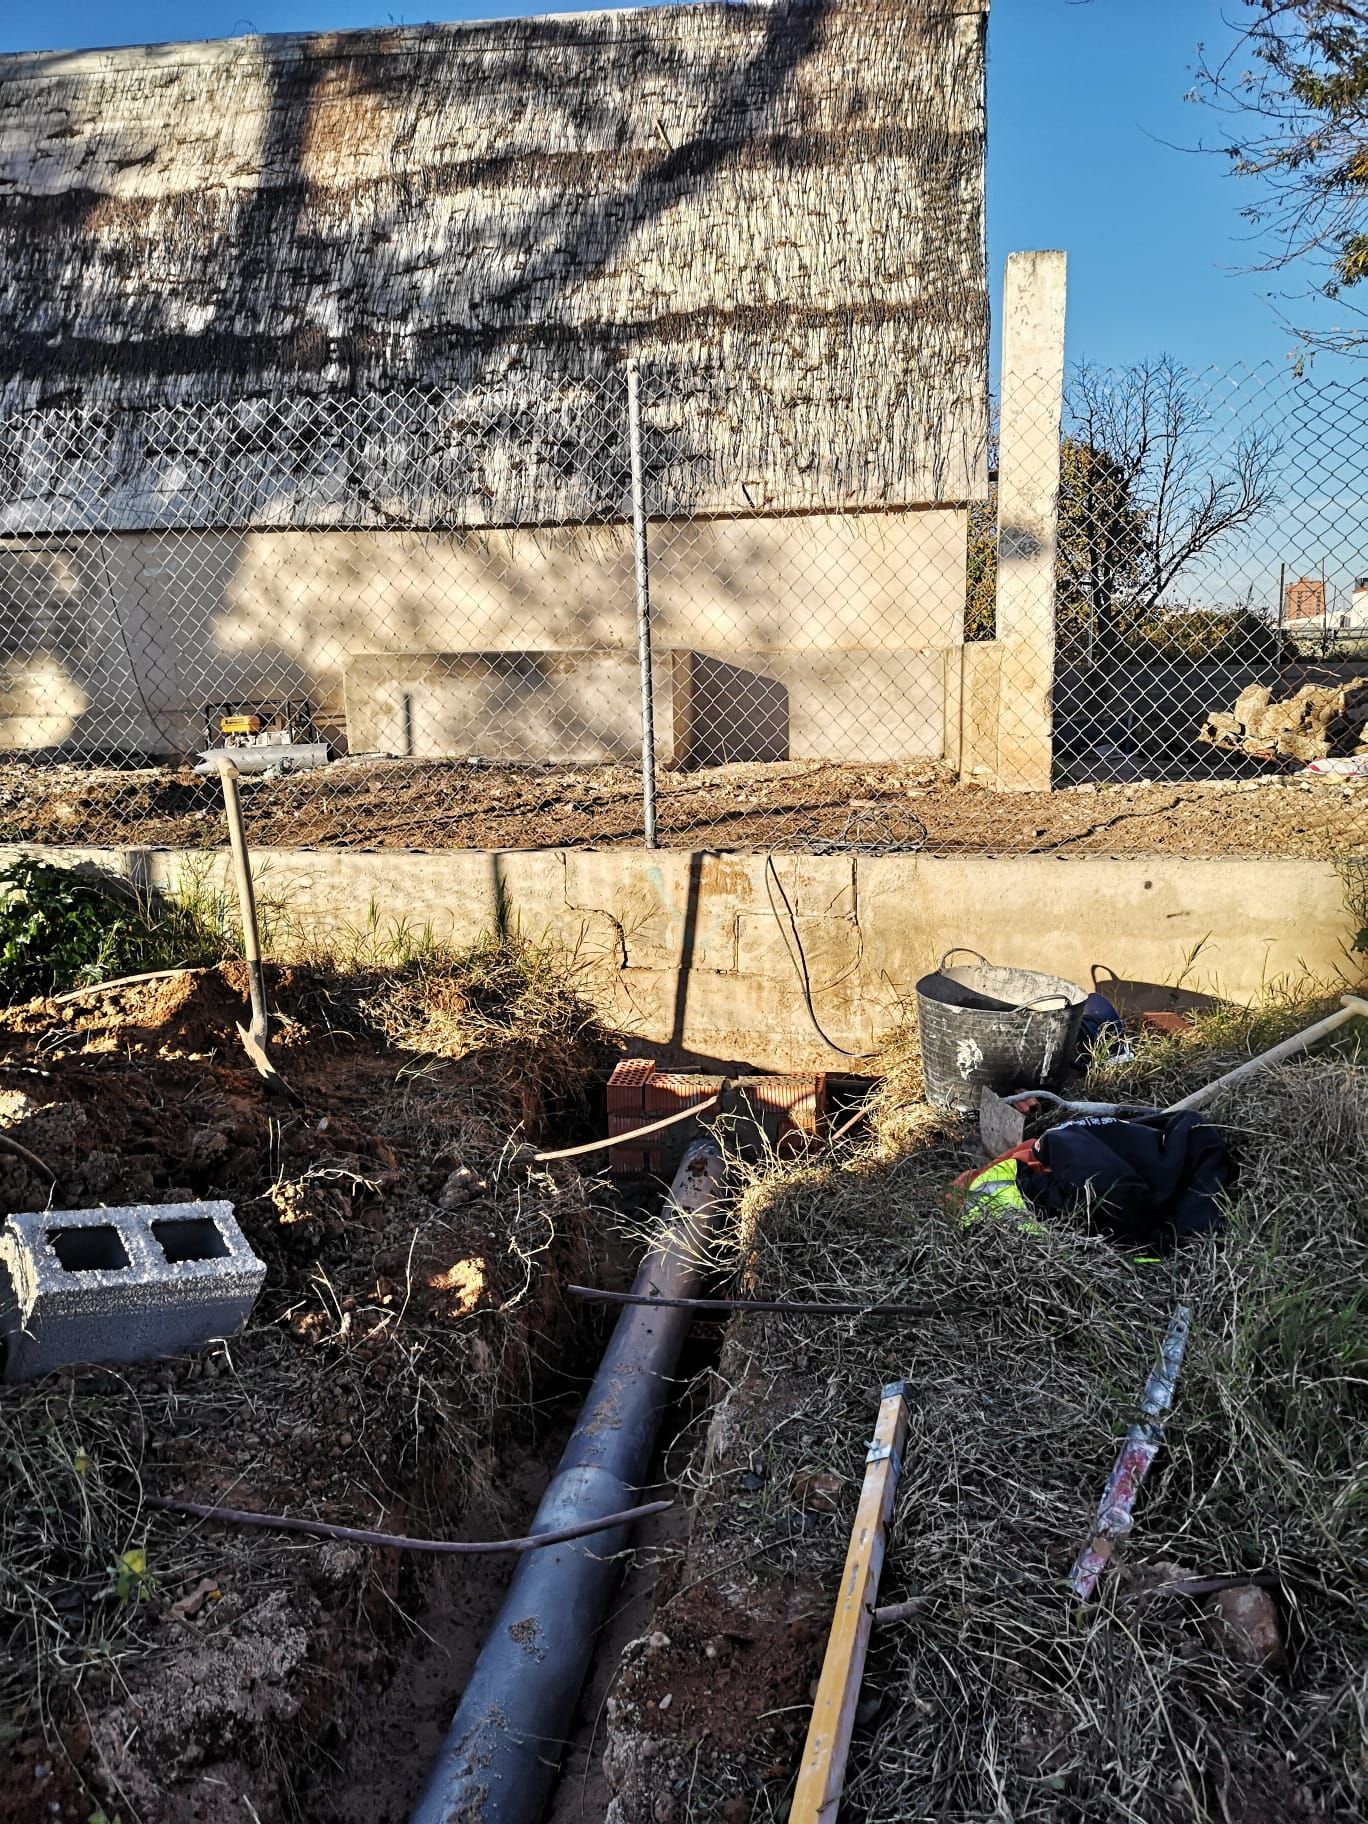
0 859 142 1002
0 859 232 1004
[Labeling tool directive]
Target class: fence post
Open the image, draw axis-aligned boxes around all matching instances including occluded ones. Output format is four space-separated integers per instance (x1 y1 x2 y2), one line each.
994 249 1067 791
626 358 658 848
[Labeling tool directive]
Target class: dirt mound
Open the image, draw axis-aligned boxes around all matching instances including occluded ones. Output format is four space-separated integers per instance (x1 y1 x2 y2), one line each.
0 755 1361 857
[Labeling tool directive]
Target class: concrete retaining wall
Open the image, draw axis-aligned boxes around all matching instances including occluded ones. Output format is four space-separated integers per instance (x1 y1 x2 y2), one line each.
17 844 1354 1072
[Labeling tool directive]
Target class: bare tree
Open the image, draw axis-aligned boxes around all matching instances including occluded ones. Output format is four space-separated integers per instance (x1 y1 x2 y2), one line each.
1067 357 1280 630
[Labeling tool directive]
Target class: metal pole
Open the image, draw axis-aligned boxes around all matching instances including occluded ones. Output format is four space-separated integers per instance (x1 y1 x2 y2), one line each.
409 1137 727 1824
626 357 658 847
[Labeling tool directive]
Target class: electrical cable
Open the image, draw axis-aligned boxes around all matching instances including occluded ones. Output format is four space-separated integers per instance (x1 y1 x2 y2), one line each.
764 850 880 1059
532 1093 721 1161
763 804 929 1060
144 1493 673 1554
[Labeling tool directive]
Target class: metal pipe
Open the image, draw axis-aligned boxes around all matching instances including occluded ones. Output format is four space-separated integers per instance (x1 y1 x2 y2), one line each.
409 1137 727 1824
626 356 658 848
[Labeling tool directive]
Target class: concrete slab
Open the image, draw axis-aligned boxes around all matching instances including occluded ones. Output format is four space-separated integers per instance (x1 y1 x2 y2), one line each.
343 649 679 764
0 1200 265 1383
344 646 948 767
674 649 947 764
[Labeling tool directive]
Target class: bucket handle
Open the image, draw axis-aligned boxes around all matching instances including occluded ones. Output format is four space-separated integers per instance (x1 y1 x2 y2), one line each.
936 951 1072 1014
937 946 990 974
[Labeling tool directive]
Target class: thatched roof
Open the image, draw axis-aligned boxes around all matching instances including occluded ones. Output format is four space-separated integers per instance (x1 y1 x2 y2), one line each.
0 1 988 529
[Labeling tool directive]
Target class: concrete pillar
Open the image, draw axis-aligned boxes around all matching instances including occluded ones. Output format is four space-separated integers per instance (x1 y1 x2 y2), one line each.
994 250 1067 790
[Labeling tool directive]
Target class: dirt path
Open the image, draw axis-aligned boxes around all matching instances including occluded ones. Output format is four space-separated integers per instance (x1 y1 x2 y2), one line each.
2 757 1365 856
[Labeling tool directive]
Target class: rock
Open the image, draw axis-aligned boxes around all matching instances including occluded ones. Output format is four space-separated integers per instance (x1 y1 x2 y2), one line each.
1218 677 1368 760
1276 732 1331 762
1206 1584 1286 1671
187 1126 229 1166
438 1165 482 1209
0 1093 85 1152
792 1468 843 1513
1233 684 1272 726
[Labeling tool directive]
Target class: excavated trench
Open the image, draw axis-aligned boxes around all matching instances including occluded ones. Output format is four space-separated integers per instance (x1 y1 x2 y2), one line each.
0 962 663 1824
314 1266 727 1824
0 961 772 1824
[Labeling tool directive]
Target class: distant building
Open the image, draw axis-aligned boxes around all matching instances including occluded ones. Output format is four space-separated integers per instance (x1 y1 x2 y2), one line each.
1284 577 1327 622
1283 573 1368 635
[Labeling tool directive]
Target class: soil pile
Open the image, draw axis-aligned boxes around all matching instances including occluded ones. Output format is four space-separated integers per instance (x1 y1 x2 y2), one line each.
0 756 1361 856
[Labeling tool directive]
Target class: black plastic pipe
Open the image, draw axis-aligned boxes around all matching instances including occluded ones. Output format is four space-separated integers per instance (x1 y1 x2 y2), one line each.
409 1136 728 1824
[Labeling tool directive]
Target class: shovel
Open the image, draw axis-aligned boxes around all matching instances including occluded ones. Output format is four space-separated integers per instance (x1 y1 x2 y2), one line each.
979 993 1368 1154
213 754 297 1100
977 1086 1145 1157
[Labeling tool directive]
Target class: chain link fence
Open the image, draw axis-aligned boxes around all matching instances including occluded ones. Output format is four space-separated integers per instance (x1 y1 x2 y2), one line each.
2 360 1367 857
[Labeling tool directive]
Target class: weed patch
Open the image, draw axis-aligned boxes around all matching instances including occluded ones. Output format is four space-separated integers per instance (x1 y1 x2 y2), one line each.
0 857 233 1003
604 1004 1368 1824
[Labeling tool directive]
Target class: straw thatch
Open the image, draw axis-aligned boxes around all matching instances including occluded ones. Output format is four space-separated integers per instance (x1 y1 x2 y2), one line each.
0 1 988 529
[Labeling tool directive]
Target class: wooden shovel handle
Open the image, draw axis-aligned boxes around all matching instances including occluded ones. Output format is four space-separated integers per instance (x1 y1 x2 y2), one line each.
212 755 268 1042
1168 995 1368 1113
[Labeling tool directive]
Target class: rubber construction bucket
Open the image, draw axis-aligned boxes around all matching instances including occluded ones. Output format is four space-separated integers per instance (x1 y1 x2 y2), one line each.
915 949 1088 1112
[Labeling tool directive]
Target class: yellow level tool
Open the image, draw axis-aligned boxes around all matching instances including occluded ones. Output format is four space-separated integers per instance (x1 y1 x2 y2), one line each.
790 1379 911 1824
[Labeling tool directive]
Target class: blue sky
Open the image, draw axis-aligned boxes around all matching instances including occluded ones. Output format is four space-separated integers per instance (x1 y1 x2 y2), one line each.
0 0 1355 375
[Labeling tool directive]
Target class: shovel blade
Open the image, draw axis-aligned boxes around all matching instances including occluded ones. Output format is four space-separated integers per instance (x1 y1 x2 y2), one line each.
236 1022 300 1102
979 1086 1026 1158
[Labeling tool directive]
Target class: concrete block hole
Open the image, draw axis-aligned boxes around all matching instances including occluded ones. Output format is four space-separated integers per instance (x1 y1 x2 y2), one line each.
49 1223 129 1273
151 1216 231 1264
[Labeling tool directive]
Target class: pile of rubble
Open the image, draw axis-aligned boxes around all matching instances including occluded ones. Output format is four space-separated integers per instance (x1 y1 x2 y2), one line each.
1201 677 1368 762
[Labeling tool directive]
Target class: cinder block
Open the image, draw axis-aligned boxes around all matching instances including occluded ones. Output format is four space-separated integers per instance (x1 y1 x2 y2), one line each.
0 1201 265 1384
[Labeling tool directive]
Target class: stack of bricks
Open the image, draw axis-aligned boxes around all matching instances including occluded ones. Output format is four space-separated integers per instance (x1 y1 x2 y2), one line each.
645 1069 729 1175
737 1073 828 1156
605 1059 827 1177
606 1058 660 1176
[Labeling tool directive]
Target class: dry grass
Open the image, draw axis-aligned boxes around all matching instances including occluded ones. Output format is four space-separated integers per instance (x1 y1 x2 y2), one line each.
675 1006 1367 1823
